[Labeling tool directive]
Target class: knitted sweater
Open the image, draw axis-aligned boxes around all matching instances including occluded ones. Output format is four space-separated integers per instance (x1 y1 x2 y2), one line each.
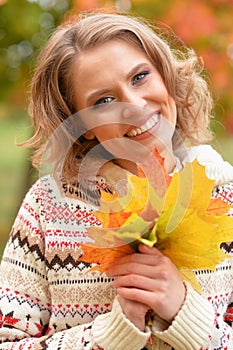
0 145 233 350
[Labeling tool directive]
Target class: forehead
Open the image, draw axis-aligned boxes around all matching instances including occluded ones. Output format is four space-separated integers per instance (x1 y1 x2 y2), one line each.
75 39 150 74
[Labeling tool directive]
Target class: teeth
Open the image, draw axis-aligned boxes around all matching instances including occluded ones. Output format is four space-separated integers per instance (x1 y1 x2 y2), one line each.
127 113 159 137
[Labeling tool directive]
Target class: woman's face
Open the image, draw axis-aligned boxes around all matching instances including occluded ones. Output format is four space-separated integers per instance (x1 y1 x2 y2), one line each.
71 39 177 169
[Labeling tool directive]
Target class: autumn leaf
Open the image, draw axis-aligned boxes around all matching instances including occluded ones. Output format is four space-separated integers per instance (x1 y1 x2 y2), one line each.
94 150 167 228
117 214 157 250
86 155 233 292
85 151 167 272
78 243 134 274
138 149 171 191
155 160 233 291
94 173 155 229
207 197 232 215
85 175 155 273
87 214 155 250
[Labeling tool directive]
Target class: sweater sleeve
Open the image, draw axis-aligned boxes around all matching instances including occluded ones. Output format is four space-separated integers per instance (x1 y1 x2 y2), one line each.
92 297 151 350
0 181 150 350
151 282 215 349
151 282 233 349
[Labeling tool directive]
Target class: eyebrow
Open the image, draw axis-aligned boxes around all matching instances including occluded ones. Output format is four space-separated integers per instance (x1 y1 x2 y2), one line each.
126 62 149 80
87 88 110 105
86 62 150 105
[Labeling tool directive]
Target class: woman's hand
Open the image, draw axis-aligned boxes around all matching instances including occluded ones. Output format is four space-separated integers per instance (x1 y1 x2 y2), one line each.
117 295 150 331
107 244 186 324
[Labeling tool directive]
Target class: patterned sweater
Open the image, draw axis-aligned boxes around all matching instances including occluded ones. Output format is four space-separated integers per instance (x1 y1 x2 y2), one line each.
0 145 233 350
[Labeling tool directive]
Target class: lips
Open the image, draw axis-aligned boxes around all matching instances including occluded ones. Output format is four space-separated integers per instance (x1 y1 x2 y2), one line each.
126 113 160 137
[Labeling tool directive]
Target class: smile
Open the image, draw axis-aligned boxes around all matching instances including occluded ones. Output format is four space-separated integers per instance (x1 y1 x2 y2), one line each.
126 113 160 137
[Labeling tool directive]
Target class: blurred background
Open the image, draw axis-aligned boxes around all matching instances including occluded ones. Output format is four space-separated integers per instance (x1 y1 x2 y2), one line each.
0 0 233 258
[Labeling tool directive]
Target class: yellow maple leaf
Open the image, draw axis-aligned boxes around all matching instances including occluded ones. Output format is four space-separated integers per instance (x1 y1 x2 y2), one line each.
93 150 167 229
155 160 233 291
94 175 152 227
85 175 159 272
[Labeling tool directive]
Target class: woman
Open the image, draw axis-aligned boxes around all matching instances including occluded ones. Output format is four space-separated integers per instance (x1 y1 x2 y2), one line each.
0 12 233 349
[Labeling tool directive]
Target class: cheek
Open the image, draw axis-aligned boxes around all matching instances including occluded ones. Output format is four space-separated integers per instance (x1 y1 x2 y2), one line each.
168 96 177 125
150 85 172 110
91 125 117 142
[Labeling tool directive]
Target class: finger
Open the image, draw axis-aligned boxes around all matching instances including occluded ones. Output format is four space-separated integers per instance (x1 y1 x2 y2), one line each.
117 295 149 331
108 248 162 269
112 274 158 292
117 287 153 309
107 261 160 278
138 244 164 256
107 248 167 277
117 286 185 324
118 294 149 314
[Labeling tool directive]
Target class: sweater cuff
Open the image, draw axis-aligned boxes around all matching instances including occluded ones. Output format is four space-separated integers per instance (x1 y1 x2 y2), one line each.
93 297 151 350
152 282 215 349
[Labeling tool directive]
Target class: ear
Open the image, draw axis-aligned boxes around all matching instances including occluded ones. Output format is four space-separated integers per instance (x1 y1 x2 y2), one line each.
83 130 95 140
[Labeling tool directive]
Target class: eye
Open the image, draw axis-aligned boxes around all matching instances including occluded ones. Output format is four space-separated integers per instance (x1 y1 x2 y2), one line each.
93 96 114 109
132 70 150 85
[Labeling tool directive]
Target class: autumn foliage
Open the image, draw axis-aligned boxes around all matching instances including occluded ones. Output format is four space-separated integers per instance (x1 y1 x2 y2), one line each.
83 151 233 292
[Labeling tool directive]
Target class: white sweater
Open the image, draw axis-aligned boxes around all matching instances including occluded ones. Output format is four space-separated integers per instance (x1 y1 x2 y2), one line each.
0 145 232 350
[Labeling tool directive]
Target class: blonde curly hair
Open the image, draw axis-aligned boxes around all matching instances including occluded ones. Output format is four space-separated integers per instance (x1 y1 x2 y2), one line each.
23 12 214 178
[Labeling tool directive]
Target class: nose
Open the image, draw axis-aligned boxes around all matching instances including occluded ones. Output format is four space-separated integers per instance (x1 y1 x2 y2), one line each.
121 90 147 119
122 89 147 108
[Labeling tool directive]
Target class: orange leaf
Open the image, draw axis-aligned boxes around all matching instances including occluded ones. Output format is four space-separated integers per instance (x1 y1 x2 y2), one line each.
138 149 171 198
79 243 134 273
94 209 131 229
207 197 232 216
